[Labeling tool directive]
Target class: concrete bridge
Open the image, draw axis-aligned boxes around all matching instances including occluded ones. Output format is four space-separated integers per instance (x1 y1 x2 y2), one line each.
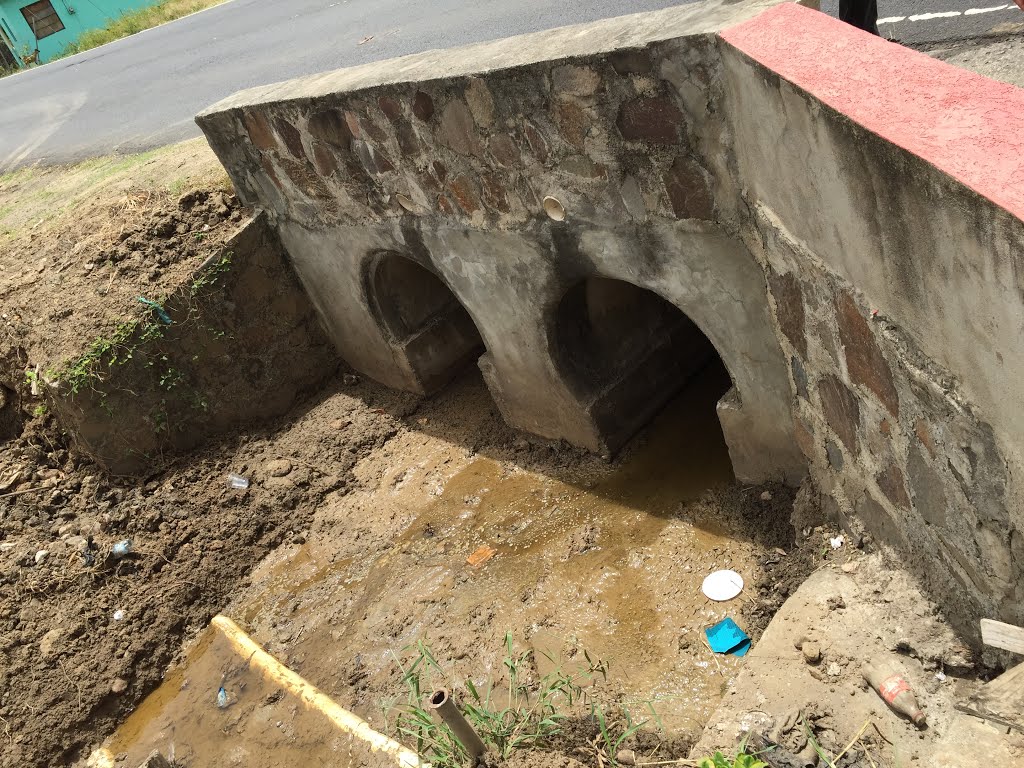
196 0 1024 644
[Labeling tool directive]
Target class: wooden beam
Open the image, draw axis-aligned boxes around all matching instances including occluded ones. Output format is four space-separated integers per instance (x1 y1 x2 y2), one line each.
981 619 1024 654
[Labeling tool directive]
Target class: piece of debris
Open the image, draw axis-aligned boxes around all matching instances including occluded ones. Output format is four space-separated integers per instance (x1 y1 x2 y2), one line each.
113 609 125 622
217 686 229 709
760 490 772 501
466 545 496 567
358 35 374 44
138 750 172 768
34 549 48 565
111 678 129 694
802 641 822 665
266 459 293 478
706 618 751 656
841 561 859 573
342 373 360 385
112 539 133 559
862 656 926 727
615 749 636 765
702 569 744 601
136 296 172 325
829 535 845 550
227 473 250 490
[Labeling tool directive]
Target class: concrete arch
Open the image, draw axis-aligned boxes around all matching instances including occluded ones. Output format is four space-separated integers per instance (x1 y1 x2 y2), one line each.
549 274 728 457
362 250 484 394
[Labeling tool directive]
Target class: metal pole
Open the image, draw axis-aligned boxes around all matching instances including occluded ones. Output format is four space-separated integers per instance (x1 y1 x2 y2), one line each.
427 688 486 760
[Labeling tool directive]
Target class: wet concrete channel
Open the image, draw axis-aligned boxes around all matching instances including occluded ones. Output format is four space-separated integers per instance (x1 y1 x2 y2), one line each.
93 365 784 766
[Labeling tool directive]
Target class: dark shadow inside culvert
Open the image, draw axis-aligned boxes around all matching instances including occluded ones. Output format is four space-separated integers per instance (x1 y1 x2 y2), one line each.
365 251 485 394
552 276 731 459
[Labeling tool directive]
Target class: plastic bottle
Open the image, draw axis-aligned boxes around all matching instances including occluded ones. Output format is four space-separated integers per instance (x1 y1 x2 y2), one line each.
862 657 926 727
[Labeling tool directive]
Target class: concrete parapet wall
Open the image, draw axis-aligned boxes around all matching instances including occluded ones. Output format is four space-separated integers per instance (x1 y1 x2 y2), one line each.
196 1 1024 641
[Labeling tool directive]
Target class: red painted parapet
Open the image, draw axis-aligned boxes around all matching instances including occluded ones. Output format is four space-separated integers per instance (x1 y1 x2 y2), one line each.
719 2 1024 222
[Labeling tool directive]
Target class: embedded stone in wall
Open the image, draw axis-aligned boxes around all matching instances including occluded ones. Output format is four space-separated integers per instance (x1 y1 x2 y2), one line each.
412 91 434 121
378 95 402 122
553 99 590 150
449 174 481 215
664 155 713 220
793 415 815 461
818 374 859 453
274 118 306 160
768 271 807 356
523 121 550 163
616 97 684 144
465 78 496 127
312 144 339 177
876 463 910 510
308 110 354 149
552 64 602 96
438 100 482 156
610 49 653 75
835 292 899 417
244 111 277 152
791 356 808 399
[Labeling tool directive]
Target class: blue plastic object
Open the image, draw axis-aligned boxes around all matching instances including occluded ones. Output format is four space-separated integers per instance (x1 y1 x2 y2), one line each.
705 618 751 657
137 297 173 325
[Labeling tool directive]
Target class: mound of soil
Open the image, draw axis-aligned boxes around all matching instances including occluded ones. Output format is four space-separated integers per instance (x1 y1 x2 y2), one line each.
0 379 416 767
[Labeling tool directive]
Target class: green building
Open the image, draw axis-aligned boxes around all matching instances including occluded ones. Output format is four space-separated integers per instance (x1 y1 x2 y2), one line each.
0 0 159 67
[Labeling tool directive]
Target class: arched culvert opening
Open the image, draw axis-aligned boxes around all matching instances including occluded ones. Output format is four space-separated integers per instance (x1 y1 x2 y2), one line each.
366 252 485 394
553 276 732 458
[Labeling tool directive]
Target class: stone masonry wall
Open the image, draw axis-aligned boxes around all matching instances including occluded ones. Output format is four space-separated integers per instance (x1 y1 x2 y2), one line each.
196 0 805 486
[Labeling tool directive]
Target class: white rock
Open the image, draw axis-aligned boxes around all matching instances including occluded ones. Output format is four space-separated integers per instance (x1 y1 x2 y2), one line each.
34 549 49 565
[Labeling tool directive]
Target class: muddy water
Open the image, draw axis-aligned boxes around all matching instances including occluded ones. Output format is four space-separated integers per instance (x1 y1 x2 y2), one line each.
95 366 774 765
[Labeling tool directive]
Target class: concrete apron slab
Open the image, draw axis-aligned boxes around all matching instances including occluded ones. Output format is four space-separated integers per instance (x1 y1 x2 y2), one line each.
689 553 1022 766
87 616 424 768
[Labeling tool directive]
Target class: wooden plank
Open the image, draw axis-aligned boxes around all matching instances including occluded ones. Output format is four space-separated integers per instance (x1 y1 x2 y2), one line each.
965 662 1024 733
981 619 1024 654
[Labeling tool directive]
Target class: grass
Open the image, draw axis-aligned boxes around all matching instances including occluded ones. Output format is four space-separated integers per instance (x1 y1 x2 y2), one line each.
56 0 228 59
385 634 663 768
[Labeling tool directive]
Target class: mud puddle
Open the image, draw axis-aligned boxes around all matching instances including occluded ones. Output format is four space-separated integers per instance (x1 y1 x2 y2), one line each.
93 365 793 766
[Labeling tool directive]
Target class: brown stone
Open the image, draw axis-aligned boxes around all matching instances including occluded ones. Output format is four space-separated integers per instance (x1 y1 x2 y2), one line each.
553 99 589 150
793 415 815 461
876 463 910 509
437 100 482 156
880 418 891 436
351 140 395 175
489 134 520 168
343 111 363 139
378 95 403 122
273 117 306 160
436 194 456 216
360 113 389 144
243 111 277 152
552 64 601 96
412 91 434 121
610 49 653 75
259 155 284 191
768 270 806 356
663 155 714 220
560 156 605 179
617 97 684 144
522 121 550 163
312 143 339 177
280 157 334 201
464 78 496 128
856 492 907 549
480 173 510 213
818 374 860 454
307 110 354 150
431 160 448 182
915 418 936 458
907 444 947 527
449 174 481 215
835 292 900 417
397 123 422 157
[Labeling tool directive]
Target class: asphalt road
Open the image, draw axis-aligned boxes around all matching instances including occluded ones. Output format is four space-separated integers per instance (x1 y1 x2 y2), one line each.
0 0 1020 170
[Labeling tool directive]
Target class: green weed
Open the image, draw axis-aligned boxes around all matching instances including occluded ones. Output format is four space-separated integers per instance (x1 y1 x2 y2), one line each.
387 635 610 767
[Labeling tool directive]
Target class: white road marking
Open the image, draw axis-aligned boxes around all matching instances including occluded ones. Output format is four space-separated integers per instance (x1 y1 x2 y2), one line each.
909 10 963 19
879 4 1014 23
964 4 1009 13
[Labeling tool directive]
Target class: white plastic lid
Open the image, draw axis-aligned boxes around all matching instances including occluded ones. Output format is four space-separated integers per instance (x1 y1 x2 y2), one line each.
702 569 744 601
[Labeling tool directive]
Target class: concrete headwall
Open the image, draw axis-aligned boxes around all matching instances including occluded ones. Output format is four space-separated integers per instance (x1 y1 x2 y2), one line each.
196 1 1024 642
